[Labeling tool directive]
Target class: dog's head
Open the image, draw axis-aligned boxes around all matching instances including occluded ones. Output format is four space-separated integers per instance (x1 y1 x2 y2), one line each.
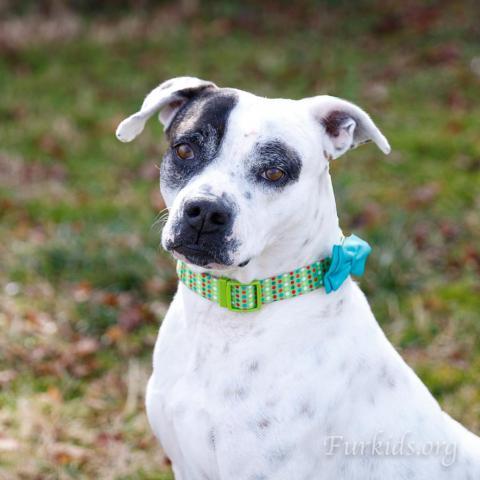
117 77 389 275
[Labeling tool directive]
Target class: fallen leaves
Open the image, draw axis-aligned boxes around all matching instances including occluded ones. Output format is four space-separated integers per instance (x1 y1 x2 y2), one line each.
118 304 148 332
51 442 90 465
0 153 67 188
1 3 479 479
372 3 444 36
105 325 126 344
0 437 20 452
408 182 441 209
422 43 461 67
350 202 384 229
73 337 100 357
0 370 17 386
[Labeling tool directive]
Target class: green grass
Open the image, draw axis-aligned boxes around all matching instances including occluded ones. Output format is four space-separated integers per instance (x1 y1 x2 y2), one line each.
1 2 480 478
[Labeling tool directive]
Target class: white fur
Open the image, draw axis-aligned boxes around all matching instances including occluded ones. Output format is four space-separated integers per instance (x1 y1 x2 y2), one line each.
118 81 480 479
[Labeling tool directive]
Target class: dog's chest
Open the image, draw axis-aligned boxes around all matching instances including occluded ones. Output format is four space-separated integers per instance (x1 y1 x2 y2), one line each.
146 291 360 479
146 289 480 480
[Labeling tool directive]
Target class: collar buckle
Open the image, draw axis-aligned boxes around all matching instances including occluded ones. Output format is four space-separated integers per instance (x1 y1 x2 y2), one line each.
218 278 263 312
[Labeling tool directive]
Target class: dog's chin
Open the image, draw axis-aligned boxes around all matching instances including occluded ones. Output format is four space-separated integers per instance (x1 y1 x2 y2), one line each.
170 245 232 270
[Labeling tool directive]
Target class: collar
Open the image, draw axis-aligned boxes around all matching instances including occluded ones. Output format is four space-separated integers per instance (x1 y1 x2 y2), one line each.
176 234 371 313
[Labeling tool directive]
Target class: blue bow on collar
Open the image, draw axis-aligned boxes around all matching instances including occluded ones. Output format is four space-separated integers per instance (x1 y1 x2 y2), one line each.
324 234 372 294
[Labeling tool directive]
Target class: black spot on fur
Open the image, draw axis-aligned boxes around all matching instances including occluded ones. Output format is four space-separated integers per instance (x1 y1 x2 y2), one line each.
378 365 396 389
298 401 315 419
207 428 216 450
160 87 238 191
224 385 249 401
267 446 291 466
257 418 271 430
335 299 344 315
249 140 302 190
247 360 259 373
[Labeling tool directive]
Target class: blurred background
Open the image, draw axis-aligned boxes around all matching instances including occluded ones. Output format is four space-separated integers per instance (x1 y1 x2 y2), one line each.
0 0 479 478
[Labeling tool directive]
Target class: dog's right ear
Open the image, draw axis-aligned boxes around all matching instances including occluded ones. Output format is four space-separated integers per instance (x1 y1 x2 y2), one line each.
115 77 217 143
301 95 390 160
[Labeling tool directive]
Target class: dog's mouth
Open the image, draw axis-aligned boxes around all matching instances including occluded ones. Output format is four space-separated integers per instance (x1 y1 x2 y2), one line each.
168 244 250 270
170 244 230 268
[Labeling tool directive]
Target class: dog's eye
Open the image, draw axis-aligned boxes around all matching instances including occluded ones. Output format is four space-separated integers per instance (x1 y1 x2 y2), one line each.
175 143 195 160
261 167 286 182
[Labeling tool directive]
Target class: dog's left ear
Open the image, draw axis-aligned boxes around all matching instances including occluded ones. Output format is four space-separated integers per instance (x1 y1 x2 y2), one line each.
302 95 390 159
115 76 217 143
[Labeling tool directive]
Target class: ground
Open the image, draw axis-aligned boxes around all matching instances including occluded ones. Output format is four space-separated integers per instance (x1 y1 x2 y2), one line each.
0 2 479 479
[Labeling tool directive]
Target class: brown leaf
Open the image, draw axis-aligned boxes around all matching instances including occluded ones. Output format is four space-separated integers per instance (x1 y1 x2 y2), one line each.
408 182 441 209
423 43 461 66
51 443 89 465
73 282 93 302
446 93 467 113
145 276 172 295
73 338 100 357
350 203 384 229
0 370 16 385
99 291 119 307
413 222 430 250
105 325 125 343
47 386 63 403
118 305 145 331
69 357 99 378
0 438 20 452
38 134 65 160
464 245 480 271
439 221 459 241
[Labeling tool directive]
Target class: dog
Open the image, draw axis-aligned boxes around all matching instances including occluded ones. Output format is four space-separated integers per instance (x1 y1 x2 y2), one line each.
116 77 480 479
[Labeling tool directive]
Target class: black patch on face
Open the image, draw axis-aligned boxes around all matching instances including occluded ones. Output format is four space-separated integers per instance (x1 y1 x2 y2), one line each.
248 140 302 190
160 87 238 191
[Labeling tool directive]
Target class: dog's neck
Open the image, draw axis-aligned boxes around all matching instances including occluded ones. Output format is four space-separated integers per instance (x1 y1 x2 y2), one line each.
209 173 342 284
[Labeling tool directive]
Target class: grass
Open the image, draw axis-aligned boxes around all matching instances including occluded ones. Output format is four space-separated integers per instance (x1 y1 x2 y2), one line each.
1 2 480 478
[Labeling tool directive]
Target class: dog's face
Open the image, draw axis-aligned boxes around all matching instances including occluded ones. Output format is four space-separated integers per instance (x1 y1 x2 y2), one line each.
117 77 390 271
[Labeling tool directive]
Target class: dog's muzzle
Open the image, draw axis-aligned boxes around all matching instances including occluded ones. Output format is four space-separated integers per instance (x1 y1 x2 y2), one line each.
166 197 237 267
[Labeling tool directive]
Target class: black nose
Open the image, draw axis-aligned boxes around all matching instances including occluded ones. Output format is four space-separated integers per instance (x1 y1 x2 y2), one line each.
183 199 233 234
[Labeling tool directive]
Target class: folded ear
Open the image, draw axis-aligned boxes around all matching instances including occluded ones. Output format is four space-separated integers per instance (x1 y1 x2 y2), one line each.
116 76 217 143
301 95 390 159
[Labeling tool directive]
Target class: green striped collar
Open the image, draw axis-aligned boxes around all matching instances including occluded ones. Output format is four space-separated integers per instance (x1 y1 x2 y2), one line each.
176 258 332 312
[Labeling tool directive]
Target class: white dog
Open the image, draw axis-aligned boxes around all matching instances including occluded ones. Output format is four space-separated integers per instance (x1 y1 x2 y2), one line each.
116 77 480 479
